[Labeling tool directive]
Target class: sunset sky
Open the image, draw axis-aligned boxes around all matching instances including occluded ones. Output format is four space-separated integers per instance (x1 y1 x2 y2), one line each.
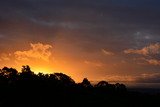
1 0 160 83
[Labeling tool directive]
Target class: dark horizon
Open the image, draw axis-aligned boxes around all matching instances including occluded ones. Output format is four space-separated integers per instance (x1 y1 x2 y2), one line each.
2 65 160 90
0 65 159 107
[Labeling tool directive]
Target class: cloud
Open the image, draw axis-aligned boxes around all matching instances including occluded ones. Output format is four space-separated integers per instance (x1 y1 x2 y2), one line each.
14 43 52 62
124 43 160 56
124 43 160 66
84 60 104 67
29 18 95 29
136 73 160 83
0 53 11 61
102 75 135 82
102 73 160 83
102 49 114 56
145 59 160 66
133 57 160 66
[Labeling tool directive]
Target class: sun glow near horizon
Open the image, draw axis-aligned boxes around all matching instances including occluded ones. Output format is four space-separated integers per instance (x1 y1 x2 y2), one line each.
1 42 160 83
32 67 53 74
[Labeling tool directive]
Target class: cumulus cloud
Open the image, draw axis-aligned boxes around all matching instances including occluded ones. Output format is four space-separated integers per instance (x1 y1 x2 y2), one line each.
124 43 160 56
14 43 52 62
0 53 11 61
124 43 160 66
102 49 114 56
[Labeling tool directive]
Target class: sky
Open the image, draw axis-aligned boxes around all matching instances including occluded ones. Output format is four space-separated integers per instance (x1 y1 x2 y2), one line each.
1 0 160 83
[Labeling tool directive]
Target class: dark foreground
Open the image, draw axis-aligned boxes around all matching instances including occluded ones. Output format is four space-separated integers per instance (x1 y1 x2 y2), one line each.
0 66 160 107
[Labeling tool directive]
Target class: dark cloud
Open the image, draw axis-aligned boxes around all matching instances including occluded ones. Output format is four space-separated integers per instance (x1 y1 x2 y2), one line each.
1 0 160 83
0 0 159 46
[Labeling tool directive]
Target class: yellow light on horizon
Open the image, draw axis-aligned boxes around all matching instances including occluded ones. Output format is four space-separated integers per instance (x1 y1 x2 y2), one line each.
32 67 52 74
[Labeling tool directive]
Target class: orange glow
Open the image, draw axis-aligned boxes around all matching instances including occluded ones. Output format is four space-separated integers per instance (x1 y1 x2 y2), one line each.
32 67 52 74
0 43 145 83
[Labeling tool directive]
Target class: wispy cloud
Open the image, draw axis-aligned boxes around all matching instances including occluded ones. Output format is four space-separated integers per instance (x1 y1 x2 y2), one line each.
84 60 104 67
102 75 135 82
136 73 160 83
102 73 160 83
124 43 160 56
145 59 160 66
29 18 82 29
102 49 114 56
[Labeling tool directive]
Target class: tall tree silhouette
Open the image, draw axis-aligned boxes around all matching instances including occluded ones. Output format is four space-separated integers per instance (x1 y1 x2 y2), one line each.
0 67 18 85
80 78 92 88
18 65 35 87
54 73 75 86
95 81 109 87
21 65 32 74
1 67 18 78
20 65 34 77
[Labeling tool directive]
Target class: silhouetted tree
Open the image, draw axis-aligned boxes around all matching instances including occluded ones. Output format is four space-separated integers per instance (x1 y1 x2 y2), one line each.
0 68 8 84
0 65 158 107
95 81 109 87
49 74 57 80
54 73 75 86
38 72 45 78
20 65 34 78
115 83 127 92
1 67 18 80
95 80 116 94
17 65 36 88
80 78 92 88
21 65 32 74
0 69 4 76
48 74 58 83
8 68 18 78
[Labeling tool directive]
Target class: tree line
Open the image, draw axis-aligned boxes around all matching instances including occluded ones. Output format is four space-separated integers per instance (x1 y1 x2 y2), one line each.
0 65 159 107
0 65 126 92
